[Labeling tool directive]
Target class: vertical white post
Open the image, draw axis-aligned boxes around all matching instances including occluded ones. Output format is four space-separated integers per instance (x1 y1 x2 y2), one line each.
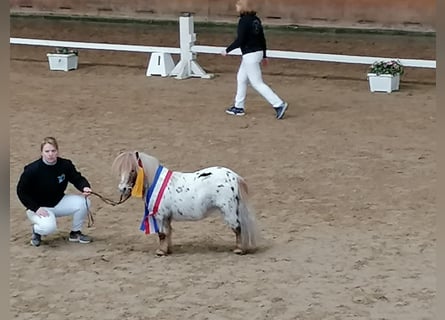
170 13 213 79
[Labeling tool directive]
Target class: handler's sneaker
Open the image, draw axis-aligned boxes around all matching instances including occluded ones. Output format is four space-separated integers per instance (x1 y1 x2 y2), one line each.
275 102 288 119
225 106 245 116
69 231 92 244
30 228 41 247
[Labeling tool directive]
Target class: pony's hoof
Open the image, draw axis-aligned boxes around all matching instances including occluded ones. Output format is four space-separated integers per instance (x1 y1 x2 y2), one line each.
233 248 246 255
156 249 167 256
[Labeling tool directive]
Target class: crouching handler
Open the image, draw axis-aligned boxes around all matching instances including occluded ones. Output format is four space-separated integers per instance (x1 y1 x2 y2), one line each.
16 136 93 247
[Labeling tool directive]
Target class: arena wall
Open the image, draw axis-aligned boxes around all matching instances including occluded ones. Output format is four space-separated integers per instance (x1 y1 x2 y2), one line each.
10 0 435 31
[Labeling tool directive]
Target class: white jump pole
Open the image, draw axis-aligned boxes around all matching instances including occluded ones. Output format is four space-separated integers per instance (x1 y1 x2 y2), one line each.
170 13 213 79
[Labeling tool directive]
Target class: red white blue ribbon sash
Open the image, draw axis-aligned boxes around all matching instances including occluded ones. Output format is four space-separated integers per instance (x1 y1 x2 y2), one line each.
139 166 173 234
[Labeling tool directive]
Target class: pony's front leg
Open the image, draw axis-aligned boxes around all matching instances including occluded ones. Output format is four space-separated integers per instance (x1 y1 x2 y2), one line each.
156 217 172 256
156 232 169 256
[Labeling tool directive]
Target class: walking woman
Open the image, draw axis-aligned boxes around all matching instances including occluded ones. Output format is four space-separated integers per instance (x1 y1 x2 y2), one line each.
222 0 288 119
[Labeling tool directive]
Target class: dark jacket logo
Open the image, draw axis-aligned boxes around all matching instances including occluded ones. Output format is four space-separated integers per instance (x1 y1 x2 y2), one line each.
252 20 261 35
57 174 65 183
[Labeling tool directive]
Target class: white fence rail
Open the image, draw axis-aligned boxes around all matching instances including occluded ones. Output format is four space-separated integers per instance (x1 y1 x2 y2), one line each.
10 38 436 69
192 45 436 68
10 37 181 54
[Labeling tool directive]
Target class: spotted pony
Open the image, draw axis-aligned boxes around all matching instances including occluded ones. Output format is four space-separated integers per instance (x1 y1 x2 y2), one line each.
111 151 259 256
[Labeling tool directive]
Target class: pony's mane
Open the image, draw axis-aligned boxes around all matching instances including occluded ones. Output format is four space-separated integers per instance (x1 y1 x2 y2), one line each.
111 151 138 176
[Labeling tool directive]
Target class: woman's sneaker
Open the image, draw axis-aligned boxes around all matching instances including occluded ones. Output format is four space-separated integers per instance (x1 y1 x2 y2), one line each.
225 106 245 116
69 231 92 244
275 102 288 119
30 229 41 247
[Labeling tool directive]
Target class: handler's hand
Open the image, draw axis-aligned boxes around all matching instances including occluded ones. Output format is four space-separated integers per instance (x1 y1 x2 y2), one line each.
36 207 49 217
261 58 269 67
82 187 92 196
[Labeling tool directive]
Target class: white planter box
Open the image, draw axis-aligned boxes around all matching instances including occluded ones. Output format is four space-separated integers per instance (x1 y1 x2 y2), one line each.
47 53 78 71
367 73 400 93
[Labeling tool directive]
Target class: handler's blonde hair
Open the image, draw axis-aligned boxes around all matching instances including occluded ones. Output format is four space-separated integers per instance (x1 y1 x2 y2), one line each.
40 136 59 151
236 0 256 14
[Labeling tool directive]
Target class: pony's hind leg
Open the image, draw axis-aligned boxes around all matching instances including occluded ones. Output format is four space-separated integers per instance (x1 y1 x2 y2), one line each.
166 218 173 254
222 203 245 254
232 226 245 255
219 185 250 254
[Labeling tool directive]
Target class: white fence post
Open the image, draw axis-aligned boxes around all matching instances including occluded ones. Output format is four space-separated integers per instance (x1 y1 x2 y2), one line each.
170 13 214 79
146 52 176 77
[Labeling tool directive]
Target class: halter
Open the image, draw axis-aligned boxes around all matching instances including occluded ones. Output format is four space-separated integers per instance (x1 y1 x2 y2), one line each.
90 151 143 207
135 151 143 168
116 151 143 200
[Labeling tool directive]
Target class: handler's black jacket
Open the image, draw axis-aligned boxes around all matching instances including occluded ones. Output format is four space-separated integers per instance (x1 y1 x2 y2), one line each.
226 12 267 58
16 157 90 212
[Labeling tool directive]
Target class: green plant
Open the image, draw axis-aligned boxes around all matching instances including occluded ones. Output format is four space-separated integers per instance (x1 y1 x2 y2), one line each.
368 59 404 76
55 47 78 55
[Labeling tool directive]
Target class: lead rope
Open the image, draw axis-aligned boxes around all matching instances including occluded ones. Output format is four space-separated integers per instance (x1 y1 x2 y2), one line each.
85 196 95 227
90 191 133 205
86 151 141 227
84 191 133 228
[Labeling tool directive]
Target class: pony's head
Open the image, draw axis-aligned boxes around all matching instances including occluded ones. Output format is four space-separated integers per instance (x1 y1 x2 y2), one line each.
111 151 139 198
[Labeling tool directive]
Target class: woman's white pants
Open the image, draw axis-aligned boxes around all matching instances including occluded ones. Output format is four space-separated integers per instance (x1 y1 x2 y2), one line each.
234 51 283 109
26 194 91 235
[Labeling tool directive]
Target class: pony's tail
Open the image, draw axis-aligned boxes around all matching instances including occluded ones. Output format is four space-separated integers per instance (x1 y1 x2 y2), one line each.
237 177 259 252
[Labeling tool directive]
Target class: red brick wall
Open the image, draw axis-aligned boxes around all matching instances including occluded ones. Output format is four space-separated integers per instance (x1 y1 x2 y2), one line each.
10 0 435 31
